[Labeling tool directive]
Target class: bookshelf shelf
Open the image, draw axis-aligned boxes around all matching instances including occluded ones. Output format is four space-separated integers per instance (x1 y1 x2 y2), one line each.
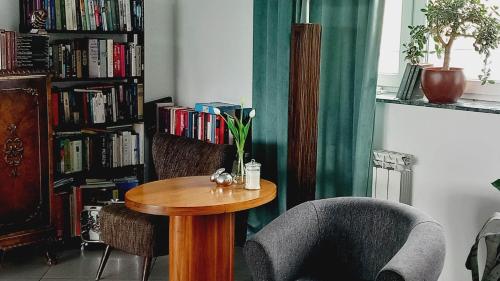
52 76 143 82
46 30 142 35
55 164 144 180
54 119 145 133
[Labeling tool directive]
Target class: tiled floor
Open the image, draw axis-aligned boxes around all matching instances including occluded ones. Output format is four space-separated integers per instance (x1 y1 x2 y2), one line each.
0 245 252 281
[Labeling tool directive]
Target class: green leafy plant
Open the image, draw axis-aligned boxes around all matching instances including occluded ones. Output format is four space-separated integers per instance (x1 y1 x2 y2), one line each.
214 106 255 181
403 0 500 84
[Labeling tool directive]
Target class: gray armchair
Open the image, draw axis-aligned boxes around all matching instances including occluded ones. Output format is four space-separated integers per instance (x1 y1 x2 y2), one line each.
244 197 445 281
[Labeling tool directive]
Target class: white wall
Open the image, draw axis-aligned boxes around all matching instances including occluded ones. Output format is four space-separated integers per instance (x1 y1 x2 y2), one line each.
144 0 176 102
0 0 19 30
175 0 253 107
375 102 500 281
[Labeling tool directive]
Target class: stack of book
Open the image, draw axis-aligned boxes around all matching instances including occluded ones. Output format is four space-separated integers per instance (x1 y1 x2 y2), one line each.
156 102 250 145
50 37 142 79
54 123 144 174
396 63 432 100
16 34 50 69
0 30 17 71
21 0 144 32
52 83 144 128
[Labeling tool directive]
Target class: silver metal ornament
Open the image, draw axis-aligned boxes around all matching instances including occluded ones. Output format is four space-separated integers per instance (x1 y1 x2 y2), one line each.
215 173 233 187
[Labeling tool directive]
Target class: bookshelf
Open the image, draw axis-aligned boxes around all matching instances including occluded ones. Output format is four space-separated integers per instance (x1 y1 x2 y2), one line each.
19 0 145 242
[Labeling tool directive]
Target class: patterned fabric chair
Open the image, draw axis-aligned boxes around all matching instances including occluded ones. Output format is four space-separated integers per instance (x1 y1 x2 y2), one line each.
244 197 446 281
96 133 235 281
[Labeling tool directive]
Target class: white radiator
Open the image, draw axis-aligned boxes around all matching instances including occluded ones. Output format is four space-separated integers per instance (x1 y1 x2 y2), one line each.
372 150 414 205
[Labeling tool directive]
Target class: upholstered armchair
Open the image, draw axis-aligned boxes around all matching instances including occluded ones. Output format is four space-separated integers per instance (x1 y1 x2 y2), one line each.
96 133 235 281
244 197 446 281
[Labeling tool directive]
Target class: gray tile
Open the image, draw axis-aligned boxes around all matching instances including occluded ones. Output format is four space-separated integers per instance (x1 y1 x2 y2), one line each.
0 251 50 280
1 245 252 281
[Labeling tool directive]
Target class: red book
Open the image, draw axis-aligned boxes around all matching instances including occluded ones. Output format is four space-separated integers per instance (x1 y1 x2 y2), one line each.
52 92 59 127
53 192 66 239
198 113 204 141
218 116 225 144
119 44 126 77
96 3 101 28
175 109 183 136
5 31 10 70
113 44 120 77
73 186 83 236
183 111 189 137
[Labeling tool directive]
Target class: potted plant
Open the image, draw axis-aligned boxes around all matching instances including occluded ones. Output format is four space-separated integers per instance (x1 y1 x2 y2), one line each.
214 106 256 184
403 0 500 104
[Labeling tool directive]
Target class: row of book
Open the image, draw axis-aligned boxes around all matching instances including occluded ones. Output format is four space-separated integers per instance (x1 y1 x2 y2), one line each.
50 37 142 79
54 177 138 239
21 0 144 32
0 31 49 71
396 63 431 100
156 102 251 145
52 83 144 128
55 124 144 174
0 30 17 70
17 34 50 69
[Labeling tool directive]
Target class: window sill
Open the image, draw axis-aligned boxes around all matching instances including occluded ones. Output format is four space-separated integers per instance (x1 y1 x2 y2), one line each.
376 93 500 115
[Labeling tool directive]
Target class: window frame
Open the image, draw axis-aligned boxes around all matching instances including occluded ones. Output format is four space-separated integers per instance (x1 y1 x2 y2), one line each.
377 0 500 100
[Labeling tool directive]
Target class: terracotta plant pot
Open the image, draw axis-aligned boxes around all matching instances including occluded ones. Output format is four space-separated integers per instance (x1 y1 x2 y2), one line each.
421 67 466 104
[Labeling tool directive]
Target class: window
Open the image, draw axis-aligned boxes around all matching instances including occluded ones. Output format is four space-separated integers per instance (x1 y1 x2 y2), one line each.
377 0 500 100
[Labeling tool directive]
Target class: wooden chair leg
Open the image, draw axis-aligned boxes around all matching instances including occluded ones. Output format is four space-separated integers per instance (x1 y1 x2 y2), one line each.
142 256 153 281
95 245 112 281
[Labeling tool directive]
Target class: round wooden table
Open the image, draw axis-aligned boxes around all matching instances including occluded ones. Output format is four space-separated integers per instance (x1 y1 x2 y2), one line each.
125 176 277 281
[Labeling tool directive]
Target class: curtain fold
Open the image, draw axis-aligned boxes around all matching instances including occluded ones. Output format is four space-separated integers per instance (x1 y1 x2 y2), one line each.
312 0 385 198
250 0 385 232
248 0 293 234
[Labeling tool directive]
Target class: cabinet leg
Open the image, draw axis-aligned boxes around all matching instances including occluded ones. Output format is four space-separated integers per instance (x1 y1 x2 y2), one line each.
45 236 58 266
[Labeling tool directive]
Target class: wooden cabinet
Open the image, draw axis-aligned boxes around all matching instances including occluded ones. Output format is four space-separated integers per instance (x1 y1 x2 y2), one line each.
0 74 55 264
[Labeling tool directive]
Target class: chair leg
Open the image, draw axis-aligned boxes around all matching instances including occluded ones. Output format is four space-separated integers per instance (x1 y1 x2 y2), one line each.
142 256 153 281
95 245 112 281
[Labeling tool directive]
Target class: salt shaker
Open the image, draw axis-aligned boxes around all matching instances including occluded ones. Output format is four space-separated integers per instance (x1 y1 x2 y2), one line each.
245 159 261 190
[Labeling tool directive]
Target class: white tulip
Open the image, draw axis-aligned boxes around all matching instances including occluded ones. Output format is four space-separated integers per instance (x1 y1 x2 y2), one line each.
213 108 221 115
249 109 256 118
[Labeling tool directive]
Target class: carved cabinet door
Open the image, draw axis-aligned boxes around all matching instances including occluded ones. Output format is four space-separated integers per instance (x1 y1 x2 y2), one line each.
0 87 44 232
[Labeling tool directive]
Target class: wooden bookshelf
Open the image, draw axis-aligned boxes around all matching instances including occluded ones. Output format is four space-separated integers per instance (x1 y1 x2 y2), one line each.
19 0 145 242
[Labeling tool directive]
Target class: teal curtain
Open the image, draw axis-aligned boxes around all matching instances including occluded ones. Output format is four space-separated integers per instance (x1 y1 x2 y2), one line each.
250 0 385 232
312 0 385 198
248 0 294 233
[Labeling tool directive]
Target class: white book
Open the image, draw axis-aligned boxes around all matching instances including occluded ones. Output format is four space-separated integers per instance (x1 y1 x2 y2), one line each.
129 43 136 76
122 131 132 166
65 0 73 30
124 0 132 31
131 135 137 165
92 91 106 124
88 0 96 30
88 39 99 78
133 123 144 164
117 135 123 167
106 39 114 77
100 0 108 31
99 39 107 78
112 134 118 168
72 140 83 172
118 0 124 31
71 0 78 30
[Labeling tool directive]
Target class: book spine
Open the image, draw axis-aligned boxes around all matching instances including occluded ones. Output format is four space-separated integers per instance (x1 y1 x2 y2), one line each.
87 39 99 78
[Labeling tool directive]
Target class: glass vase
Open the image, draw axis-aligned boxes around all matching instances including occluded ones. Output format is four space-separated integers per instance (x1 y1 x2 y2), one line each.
232 150 245 185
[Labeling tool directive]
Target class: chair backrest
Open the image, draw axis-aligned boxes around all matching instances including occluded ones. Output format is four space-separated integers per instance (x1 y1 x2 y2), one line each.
152 133 235 180
310 197 436 280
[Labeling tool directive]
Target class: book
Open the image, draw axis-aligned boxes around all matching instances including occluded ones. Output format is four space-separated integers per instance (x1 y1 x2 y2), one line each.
87 39 99 78
194 102 240 115
402 65 418 100
396 63 412 100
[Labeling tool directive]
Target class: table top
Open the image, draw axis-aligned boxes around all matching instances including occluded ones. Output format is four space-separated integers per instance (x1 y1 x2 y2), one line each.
125 176 277 216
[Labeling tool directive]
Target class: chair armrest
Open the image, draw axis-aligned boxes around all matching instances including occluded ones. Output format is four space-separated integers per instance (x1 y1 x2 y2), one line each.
244 201 321 281
377 222 446 281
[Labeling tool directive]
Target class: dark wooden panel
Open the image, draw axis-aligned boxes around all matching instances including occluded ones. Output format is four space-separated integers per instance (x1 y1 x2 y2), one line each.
287 24 322 209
